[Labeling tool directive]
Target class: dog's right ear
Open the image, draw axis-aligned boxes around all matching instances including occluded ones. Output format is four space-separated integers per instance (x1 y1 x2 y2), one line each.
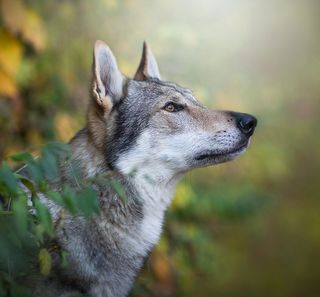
134 42 161 81
92 40 125 112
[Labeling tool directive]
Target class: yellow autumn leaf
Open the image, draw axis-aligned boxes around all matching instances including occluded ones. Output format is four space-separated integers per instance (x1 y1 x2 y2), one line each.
0 0 26 34
22 9 46 51
38 248 52 276
0 0 46 51
0 70 17 96
0 30 23 77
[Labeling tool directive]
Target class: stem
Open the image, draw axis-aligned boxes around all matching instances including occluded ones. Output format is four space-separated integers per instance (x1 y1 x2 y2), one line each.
0 211 13 216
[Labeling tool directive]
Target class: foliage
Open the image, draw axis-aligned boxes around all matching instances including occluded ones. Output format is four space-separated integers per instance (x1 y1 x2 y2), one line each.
0 142 103 296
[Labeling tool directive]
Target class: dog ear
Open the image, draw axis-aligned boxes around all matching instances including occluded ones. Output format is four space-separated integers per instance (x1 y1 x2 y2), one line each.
92 40 125 111
134 41 161 81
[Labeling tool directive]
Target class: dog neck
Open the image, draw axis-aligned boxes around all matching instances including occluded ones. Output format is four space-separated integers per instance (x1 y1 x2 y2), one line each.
68 128 180 251
69 128 181 209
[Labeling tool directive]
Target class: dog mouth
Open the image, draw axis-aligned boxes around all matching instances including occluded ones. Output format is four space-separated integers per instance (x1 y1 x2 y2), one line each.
195 143 248 161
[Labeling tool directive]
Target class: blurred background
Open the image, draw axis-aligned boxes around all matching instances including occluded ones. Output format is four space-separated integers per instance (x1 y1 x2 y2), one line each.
1 0 320 296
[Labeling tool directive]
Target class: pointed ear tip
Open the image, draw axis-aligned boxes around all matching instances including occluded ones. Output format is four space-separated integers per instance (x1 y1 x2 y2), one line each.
143 41 152 51
94 40 110 51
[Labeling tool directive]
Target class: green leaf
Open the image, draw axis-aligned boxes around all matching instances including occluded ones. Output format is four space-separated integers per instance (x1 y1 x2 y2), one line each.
40 147 59 180
38 248 52 276
12 195 28 239
0 161 18 194
8 152 33 162
65 159 82 188
32 222 45 243
34 200 53 237
15 174 36 195
61 186 77 214
0 210 13 216
46 141 69 156
26 159 43 186
109 180 127 202
87 176 126 202
38 180 47 192
60 250 69 268
46 191 64 205
76 186 100 218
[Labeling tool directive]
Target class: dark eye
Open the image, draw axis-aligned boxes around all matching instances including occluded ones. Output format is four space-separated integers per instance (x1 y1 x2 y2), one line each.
163 102 184 112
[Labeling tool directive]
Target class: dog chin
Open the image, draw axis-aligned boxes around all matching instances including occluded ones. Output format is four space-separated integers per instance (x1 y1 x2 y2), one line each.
192 144 248 167
215 146 247 164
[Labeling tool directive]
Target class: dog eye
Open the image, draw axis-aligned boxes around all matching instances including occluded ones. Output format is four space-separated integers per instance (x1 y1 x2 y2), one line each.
163 102 184 112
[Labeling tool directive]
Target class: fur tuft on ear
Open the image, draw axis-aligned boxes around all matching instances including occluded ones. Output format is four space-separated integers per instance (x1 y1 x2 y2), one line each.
88 40 125 150
134 41 161 81
92 40 125 111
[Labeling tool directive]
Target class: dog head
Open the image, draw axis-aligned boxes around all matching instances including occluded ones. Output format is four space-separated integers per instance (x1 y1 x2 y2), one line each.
87 41 257 181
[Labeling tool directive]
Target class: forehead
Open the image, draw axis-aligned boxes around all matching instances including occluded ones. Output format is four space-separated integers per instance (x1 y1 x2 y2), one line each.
126 78 200 106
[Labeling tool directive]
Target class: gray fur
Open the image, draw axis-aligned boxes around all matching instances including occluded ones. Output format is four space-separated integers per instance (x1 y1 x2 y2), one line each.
31 41 256 297
106 78 197 166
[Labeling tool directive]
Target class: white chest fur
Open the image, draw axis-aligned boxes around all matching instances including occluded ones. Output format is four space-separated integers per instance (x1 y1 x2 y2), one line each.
131 175 176 254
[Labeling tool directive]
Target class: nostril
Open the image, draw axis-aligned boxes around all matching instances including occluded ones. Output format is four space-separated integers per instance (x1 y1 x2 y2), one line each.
239 117 254 130
238 115 257 136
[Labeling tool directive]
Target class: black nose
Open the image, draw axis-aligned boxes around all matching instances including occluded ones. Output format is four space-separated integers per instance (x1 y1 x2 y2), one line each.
237 114 257 136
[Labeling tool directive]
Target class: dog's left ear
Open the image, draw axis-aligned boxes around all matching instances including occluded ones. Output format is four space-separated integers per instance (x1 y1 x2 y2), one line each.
134 42 161 81
92 40 125 111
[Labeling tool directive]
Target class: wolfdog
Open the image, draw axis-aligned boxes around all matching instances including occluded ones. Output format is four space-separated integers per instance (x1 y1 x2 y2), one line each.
33 40 257 296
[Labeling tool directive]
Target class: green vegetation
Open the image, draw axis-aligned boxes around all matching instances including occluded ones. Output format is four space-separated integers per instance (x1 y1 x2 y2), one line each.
0 143 102 296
